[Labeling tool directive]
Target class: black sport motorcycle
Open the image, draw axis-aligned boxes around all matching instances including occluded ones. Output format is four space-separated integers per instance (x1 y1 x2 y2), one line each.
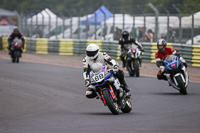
10 42 22 63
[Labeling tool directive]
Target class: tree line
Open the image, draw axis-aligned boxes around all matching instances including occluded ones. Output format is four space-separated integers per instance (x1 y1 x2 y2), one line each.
0 0 199 16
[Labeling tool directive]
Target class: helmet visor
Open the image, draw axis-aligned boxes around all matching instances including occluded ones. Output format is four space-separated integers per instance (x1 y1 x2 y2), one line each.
86 50 98 57
122 34 129 39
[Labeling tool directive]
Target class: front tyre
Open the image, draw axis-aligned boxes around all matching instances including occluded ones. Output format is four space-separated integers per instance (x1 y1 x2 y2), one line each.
134 60 140 77
15 51 20 63
12 58 15 63
103 89 120 115
176 75 187 95
16 57 19 63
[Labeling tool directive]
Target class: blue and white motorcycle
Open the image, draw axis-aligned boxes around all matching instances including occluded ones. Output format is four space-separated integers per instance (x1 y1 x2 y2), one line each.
90 65 132 115
160 55 189 95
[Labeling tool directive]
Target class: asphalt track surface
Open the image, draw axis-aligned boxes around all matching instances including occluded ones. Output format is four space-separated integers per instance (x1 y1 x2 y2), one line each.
0 58 200 133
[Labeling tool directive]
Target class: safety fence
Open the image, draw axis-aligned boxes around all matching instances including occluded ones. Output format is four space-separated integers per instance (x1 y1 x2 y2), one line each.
0 37 200 67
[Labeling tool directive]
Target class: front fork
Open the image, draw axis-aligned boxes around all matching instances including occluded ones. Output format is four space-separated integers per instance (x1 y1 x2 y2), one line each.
98 84 117 105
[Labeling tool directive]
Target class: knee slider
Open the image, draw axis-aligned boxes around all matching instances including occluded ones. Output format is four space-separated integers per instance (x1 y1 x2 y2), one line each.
86 88 97 99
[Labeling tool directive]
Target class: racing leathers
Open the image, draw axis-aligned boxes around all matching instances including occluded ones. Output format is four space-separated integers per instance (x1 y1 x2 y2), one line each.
8 32 25 56
155 47 187 80
83 52 130 98
119 37 144 67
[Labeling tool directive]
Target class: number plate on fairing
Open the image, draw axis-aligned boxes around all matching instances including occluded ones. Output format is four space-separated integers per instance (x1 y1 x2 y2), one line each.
92 72 105 83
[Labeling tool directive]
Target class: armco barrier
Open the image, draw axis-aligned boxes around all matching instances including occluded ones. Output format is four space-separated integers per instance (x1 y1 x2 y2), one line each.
192 45 200 67
0 37 199 67
2 37 8 51
48 39 59 53
59 39 73 55
36 38 48 54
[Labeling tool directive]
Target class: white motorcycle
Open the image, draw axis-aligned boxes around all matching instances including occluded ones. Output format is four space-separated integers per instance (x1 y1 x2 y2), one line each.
125 45 142 77
158 55 189 95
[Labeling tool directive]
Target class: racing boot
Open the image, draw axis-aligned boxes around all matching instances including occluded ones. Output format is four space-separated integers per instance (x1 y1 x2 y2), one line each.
118 88 123 98
138 58 142 67
122 61 126 68
120 78 131 92
86 88 97 99
183 63 187 68
121 56 126 68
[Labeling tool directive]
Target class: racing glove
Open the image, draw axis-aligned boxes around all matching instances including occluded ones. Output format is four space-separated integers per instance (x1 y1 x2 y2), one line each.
160 66 165 73
85 79 90 87
113 65 119 73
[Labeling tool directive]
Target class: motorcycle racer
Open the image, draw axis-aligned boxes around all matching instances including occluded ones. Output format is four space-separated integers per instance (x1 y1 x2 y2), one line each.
155 39 187 80
83 43 131 98
119 30 144 68
8 28 25 56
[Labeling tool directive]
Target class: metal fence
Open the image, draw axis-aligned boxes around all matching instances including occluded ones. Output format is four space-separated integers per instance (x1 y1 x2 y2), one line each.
16 4 200 44
1 36 200 67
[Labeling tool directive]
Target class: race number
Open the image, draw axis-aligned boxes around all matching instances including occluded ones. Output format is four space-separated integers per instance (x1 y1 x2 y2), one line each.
92 72 105 83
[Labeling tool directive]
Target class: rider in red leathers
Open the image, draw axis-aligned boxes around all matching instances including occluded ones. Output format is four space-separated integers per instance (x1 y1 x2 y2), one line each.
155 39 187 80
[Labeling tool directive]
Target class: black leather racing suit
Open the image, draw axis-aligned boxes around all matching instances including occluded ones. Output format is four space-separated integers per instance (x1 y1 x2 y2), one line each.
119 37 143 67
8 32 25 56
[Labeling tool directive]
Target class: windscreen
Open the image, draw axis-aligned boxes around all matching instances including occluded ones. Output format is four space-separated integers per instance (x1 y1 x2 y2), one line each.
91 63 103 74
165 55 175 62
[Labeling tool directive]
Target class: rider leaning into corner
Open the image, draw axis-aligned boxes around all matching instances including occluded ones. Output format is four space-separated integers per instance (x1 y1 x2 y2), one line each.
119 30 144 68
83 43 131 99
155 39 187 80
7 28 25 57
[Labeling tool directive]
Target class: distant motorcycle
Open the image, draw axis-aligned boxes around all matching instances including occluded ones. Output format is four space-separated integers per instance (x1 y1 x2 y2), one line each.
10 42 22 63
90 65 132 115
126 45 142 77
158 54 189 95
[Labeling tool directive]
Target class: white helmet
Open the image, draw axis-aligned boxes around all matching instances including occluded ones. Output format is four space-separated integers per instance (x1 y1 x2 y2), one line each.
86 43 99 60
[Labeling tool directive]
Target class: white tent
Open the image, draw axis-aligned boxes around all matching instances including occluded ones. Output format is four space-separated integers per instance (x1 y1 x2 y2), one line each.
174 11 200 28
27 8 63 25
104 14 144 29
104 15 179 34
50 15 93 39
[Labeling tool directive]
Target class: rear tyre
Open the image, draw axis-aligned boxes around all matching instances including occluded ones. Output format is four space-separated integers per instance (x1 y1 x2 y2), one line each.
121 97 132 113
103 89 120 115
176 75 187 95
134 60 140 77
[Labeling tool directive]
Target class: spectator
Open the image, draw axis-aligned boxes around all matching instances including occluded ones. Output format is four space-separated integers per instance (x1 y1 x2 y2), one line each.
114 27 122 40
168 26 176 43
145 29 154 43
33 26 43 38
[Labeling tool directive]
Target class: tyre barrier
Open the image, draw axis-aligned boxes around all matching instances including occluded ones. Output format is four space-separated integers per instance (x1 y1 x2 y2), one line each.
0 37 199 67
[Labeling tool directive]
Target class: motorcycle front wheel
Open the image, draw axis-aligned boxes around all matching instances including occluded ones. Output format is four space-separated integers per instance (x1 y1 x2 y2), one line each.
176 75 187 95
134 60 140 77
15 51 20 63
126 59 134 76
103 89 120 115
